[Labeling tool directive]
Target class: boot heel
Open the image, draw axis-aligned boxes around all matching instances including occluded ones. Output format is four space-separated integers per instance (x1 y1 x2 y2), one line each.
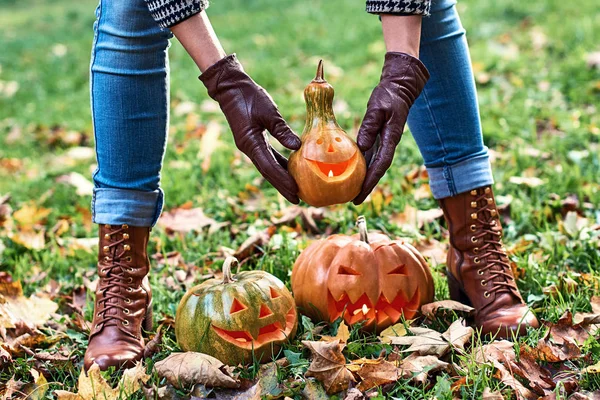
143 302 153 333
447 270 472 306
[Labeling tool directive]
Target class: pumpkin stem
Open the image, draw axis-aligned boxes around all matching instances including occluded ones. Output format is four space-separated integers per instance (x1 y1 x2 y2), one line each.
313 60 325 83
222 256 238 284
357 216 369 243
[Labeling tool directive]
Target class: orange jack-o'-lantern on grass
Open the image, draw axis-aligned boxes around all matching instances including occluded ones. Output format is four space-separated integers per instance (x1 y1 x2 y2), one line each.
289 61 366 207
291 217 434 332
175 257 298 365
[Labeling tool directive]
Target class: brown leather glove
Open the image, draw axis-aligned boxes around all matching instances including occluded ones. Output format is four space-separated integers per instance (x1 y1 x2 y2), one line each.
353 52 429 205
200 54 301 204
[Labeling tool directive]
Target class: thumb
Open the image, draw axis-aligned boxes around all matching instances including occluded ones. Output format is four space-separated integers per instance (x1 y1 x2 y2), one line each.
357 108 383 152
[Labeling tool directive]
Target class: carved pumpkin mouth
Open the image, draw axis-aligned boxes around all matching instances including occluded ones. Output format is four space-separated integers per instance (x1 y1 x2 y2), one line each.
211 307 297 349
327 289 420 326
308 152 359 180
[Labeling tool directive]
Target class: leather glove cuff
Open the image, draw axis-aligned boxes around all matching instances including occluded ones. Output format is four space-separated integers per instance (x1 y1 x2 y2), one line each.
382 51 430 104
199 53 245 100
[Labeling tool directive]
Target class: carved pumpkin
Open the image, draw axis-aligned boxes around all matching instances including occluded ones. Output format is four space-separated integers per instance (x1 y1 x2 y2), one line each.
175 257 298 365
289 61 366 207
291 216 434 332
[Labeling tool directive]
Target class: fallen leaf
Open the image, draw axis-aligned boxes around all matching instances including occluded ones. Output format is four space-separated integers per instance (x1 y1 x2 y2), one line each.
421 300 475 320
398 353 450 384
343 387 365 400
56 172 94 196
12 202 51 230
379 322 408 344
154 352 239 389
441 319 474 352
386 320 472 357
10 229 46 250
351 358 399 391
234 225 277 261
158 207 226 234
482 387 504 399
272 206 325 234
0 280 58 330
1 377 24 400
414 238 448 267
55 362 149 400
321 322 350 343
303 340 355 394
23 369 48 400
302 378 330 400
533 311 589 362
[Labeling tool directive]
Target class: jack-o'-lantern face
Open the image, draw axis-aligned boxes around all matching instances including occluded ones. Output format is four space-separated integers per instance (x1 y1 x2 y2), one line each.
292 217 434 332
288 61 366 207
176 258 298 365
301 131 362 182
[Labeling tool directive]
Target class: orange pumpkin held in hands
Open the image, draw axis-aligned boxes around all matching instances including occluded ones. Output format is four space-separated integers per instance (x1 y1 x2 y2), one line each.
291 216 434 332
288 61 366 207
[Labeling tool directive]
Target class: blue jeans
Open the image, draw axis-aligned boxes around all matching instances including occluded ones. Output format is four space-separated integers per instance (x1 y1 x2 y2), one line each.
90 0 492 227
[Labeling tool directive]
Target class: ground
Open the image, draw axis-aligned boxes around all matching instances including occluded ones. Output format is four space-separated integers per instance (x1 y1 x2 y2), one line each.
0 0 600 398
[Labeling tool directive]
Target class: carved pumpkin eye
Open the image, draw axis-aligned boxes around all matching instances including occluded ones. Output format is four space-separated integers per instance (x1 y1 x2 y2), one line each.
335 137 342 142
229 298 247 314
338 265 360 276
259 304 274 318
316 138 324 145
269 287 281 299
388 265 408 275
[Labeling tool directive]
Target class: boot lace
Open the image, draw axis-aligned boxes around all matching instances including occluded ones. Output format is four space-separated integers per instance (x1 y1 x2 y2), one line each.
96 225 133 328
470 190 519 299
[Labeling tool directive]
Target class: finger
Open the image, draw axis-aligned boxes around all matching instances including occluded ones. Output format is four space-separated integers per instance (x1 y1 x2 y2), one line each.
353 126 399 205
266 114 302 151
362 135 380 167
249 143 299 204
270 145 289 169
356 107 384 152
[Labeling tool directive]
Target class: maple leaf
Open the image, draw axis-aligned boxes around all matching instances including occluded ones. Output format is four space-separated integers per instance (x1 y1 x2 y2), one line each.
421 300 475 320
271 205 325 234
158 206 228 234
0 280 58 331
398 353 450 384
347 357 399 391
154 352 239 389
302 339 355 394
533 311 589 362
55 362 149 400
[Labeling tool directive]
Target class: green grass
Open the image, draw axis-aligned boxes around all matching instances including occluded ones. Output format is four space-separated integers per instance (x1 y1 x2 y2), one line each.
1 0 600 398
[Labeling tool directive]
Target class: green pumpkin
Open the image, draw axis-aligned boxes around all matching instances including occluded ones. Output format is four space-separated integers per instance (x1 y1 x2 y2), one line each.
175 257 298 365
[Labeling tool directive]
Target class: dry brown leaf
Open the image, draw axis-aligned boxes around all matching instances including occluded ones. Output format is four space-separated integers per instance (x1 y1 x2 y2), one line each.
10 229 46 250
533 311 588 362
398 353 450 384
421 300 475 319
386 320 472 357
303 339 355 394
271 206 325 234
351 358 399 391
321 322 350 343
56 172 94 196
23 369 48 400
158 207 226 234
302 378 330 400
482 387 504 399
441 319 474 352
154 352 239 389
414 238 448 267
0 280 58 330
234 225 277 261
343 388 365 400
55 362 149 400
1 377 24 400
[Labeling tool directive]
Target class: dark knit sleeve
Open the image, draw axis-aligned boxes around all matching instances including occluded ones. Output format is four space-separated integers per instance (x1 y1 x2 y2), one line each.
145 0 209 29
366 0 431 16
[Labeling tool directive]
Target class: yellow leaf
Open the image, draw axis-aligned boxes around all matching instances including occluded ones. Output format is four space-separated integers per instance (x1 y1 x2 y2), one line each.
12 202 51 230
0 280 58 329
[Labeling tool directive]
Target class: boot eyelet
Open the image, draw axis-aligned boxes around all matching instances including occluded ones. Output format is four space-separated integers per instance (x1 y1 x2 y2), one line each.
125 298 132 304
484 291 490 298
484 187 491 194
474 257 480 264
105 224 111 229
126 256 132 262
481 280 487 286
490 209 497 217
122 320 129 326
104 257 110 262
104 234 111 240
97 312 102 317
123 244 131 251
473 247 480 254
101 269 107 274
128 277 133 283
470 224 477 232
127 287 133 293
471 201 477 208
487 198 493 205
491 220 497 226
123 233 130 240
103 246 109 253
470 190 478 196
478 270 484 275
471 237 478 243
122 224 129 229
124 309 130 315
471 213 478 220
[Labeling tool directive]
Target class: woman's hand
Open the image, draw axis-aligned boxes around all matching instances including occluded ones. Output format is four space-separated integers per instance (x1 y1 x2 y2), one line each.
353 52 429 205
200 54 301 204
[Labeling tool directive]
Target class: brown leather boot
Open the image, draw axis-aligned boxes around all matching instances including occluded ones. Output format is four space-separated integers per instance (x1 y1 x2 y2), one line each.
84 224 152 371
440 186 539 338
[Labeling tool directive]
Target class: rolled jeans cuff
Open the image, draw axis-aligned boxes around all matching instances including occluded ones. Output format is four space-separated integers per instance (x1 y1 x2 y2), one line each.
426 155 494 200
92 187 163 227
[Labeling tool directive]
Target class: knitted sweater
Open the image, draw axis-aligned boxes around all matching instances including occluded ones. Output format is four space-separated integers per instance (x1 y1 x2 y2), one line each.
145 0 431 29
